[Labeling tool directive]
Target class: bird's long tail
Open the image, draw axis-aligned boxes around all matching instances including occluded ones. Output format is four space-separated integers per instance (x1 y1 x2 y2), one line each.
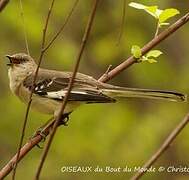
102 87 187 102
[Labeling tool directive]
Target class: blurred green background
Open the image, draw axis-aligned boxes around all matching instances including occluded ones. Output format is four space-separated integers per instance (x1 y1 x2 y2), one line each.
0 0 189 179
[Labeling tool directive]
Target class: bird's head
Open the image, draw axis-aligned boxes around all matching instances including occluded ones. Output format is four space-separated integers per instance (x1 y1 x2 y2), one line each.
5 53 36 68
6 53 37 84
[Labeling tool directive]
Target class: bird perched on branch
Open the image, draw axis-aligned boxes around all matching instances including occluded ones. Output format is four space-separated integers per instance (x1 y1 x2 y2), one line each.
5 53 187 122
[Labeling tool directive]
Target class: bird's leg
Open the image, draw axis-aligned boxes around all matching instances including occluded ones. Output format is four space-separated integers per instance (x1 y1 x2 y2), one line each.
29 117 54 148
58 112 72 126
29 112 72 148
32 117 54 138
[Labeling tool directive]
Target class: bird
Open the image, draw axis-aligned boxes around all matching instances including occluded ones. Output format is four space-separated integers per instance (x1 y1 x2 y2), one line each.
5 53 187 123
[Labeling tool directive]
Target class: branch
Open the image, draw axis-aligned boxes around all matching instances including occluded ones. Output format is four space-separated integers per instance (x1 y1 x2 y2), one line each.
0 121 53 179
1 10 189 180
19 0 30 55
11 0 55 179
98 12 189 83
130 113 189 180
35 0 99 179
0 0 9 12
42 0 79 52
116 0 127 46
0 1 79 179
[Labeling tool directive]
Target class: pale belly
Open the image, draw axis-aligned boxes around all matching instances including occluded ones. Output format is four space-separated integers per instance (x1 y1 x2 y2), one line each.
31 95 82 115
17 85 82 115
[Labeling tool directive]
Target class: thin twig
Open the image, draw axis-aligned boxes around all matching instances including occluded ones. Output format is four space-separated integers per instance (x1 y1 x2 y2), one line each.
116 0 126 46
43 0 79 52
35 0 100 179
98 12 189 83
19 0 30 55
0 120 54 179
130 113 189 180
105 65 112 74
1 10 189 180
11 0 55 179
154 21 160 37
0 0 9 12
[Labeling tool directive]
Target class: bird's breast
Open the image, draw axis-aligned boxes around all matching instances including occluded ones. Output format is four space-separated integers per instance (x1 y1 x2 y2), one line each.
8 68 29 95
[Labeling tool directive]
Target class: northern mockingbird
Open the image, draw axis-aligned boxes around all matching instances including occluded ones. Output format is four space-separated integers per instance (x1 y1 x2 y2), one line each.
6 53 187 120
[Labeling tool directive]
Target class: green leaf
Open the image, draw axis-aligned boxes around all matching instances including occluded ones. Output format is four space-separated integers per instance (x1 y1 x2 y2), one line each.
159 8 180 23
140 56 147 61
131 45 142 58
155 9 163 18
145 6 158 18
146 50 163 58
129 2 159 19
160 22 170 26
129 3 179 26
140 56 157 63
147 58 157 63
129 2 146 10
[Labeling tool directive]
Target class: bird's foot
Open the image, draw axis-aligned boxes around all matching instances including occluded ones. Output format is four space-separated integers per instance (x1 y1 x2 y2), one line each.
58 112 72 126
29 127 48 149
29 117 54 148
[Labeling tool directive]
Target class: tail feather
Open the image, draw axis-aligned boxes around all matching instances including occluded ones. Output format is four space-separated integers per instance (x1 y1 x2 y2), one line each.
102 87 187 102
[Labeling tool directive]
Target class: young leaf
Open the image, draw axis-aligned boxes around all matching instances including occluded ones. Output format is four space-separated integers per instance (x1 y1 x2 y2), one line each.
146 50 163 58
155 9 163 18
129 2 146 10
131 45 142 58
147 58 157 63
159 8 180 24
160 22 170 26
129 2 180 28
140 56 157 63
145 6 158 18
129 2 159 18
141 56 148 61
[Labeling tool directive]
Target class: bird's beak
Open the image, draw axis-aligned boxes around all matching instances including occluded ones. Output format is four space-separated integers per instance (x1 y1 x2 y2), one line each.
5 55 11 59
5 55 13 66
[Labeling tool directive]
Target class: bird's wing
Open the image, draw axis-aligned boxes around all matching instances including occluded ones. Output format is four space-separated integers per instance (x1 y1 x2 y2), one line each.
23 69 115 103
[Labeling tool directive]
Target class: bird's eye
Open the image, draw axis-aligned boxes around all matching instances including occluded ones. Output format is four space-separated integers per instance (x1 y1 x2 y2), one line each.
12 58 21 64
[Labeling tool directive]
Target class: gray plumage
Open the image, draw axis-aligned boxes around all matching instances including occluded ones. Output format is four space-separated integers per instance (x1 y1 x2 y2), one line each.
6 53 187 117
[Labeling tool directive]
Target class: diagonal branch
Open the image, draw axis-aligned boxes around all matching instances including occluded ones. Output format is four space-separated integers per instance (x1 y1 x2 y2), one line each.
43 0 79 52
0 0 9 12
0 120 53 179
11 0 55 179
130 113 189 180
0 10 189 180
35 0 100 179
98 12 189 83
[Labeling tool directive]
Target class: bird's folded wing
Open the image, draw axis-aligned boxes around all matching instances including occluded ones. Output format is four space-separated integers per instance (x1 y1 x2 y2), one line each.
23 71 115 103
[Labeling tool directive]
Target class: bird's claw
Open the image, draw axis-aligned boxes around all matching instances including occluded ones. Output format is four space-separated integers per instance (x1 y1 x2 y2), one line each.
29 128 47 149
59 112 71 126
